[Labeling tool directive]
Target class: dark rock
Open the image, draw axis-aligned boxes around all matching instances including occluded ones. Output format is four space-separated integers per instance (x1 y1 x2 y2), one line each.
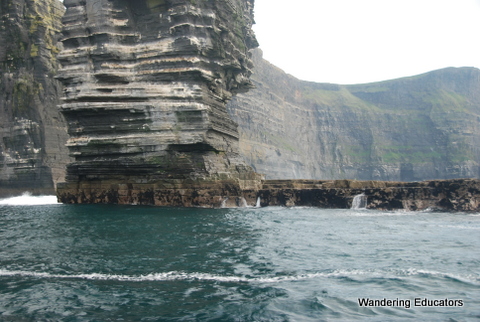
256 179 480 212
0 0 70 197
57 177 480 212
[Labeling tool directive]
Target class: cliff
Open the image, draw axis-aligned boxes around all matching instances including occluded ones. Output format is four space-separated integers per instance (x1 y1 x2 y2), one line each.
56 0 263 206
228 49 480 181
2 1 480 208
0 0 70 197
256 179 480 212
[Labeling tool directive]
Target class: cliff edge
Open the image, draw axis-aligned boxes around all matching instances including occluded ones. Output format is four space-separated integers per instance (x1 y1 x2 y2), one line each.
228 49 480 182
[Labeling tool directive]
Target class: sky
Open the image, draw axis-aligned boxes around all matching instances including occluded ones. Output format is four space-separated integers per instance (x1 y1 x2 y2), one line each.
252 0 480 84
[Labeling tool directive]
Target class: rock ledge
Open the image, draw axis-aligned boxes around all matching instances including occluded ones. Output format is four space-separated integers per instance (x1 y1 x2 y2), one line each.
58 178 480 212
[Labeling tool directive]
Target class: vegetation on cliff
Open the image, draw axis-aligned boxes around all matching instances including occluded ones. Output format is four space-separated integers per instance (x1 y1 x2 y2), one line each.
228 49 480 181
0 0 69 196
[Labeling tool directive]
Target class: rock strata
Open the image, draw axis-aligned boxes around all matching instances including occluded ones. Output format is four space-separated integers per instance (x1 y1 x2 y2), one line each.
0 0 70 197
228 50 480 181
56 0 263 205
255 179 480 212
58 176 480 212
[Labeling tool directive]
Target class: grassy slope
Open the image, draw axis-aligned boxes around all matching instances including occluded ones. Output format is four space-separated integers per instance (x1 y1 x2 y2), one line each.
230 49 480 180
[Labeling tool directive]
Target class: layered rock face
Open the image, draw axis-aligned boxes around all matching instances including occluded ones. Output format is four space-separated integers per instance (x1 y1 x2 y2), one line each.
257 179 480 212
0 0 69 197
3 0 480 207
228 50 480 181
56 0 263 206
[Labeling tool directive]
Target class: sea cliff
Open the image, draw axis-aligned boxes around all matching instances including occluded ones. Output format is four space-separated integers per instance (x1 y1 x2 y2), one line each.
228 50 480 181
0 0 70 197
255 178 480 212
2 1 480 211
58 177 480 212
56 0 263 207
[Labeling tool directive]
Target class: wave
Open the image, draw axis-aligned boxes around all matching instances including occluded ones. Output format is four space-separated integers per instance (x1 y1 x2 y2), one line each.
437 224 480 230
1 268 478 285
401 268 480 285
0 269 325 283
321 268 480 286
0 192 59 206
348 211 416 217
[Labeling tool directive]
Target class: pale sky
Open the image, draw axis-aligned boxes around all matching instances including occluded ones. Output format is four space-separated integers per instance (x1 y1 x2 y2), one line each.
253 0 480 84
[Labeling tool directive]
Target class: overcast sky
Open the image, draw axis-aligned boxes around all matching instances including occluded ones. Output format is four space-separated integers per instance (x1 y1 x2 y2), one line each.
253 0 480 84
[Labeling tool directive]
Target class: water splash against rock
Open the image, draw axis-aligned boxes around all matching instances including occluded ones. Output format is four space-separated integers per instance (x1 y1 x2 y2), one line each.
256 196 261 208
351 193 368 209
0 192 59 206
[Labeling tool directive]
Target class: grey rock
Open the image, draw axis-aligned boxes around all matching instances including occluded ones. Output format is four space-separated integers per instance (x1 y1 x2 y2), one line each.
0 0 70 197
56 0 263 205
228 49 480 181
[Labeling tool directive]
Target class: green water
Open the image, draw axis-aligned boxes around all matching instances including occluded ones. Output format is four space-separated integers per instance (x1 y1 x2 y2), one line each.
0 197 479 321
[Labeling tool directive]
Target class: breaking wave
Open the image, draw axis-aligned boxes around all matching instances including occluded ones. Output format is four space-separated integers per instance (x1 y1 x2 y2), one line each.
0 192 59 206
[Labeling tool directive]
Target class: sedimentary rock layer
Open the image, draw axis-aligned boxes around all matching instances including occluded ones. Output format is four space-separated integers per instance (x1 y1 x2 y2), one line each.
228 50 480 181
0 0 69 197
256 179 480 211
58 177 480 212
56 0 262 203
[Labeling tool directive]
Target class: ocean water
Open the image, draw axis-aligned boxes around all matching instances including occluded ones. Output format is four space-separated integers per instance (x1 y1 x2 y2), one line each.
0 195 479 321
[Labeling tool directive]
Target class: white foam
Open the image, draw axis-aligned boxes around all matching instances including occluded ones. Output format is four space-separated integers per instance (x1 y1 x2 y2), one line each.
348 210 416 217
0 269 326 283
1 268 477 285
0 192 59 206
239 197 249 208
351 193 367 209
401 268 480 284
437 224 480 230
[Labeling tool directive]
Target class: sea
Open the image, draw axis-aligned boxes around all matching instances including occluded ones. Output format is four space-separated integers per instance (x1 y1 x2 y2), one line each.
0 194 479 321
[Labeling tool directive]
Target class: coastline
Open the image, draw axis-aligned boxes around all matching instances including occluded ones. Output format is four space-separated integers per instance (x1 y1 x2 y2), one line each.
56 178 480 212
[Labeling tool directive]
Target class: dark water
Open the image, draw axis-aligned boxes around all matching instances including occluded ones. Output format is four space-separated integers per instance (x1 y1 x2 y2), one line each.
0 195 479 321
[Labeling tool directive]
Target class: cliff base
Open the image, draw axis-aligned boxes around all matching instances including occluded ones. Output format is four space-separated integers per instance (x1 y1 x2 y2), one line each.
57 178 480 212
258 179 480 212
57 175 263 208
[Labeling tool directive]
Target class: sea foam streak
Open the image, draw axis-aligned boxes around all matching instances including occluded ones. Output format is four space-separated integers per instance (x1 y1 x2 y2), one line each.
0 192 59 206
0 269 323 283
1 268 478 285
